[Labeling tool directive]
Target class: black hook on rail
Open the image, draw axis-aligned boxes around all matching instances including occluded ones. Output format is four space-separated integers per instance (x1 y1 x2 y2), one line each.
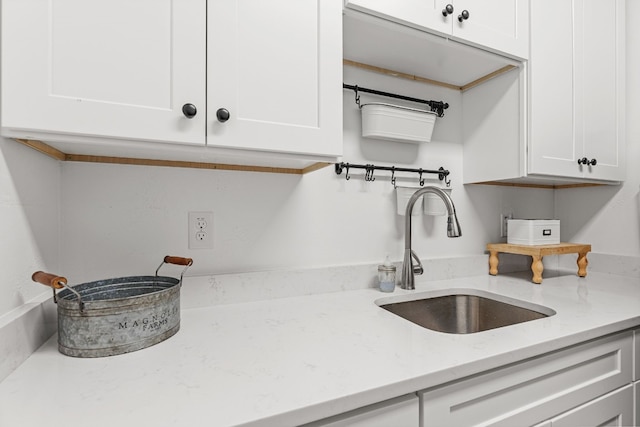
335 162 451 187
364 164 376 182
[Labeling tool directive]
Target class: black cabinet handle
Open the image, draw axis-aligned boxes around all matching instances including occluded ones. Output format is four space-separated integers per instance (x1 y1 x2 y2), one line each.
577 157 597 166
216 108 230 123
182 103 197 119
442 4 454 16
458 10 470 22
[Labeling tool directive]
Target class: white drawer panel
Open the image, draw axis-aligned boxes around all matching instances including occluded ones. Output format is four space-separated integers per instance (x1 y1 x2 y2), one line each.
550 385 633 427
302 394 419 427
419 331 633 427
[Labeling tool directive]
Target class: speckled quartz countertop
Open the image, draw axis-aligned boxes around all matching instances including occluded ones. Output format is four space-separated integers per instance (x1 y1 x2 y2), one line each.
0 271 639 427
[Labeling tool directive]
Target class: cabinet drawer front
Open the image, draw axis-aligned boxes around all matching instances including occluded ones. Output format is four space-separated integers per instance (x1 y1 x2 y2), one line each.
419 331 633 427
302 394 419 427
550 385 633 427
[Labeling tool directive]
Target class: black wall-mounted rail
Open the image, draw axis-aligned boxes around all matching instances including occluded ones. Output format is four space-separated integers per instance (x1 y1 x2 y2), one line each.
343 83 449 117
335 162 451 187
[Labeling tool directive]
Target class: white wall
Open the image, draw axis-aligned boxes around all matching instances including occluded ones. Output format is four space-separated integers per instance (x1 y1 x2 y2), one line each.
54 66 554 284
0 64 554 322
0 139 60 317
555 0 640 269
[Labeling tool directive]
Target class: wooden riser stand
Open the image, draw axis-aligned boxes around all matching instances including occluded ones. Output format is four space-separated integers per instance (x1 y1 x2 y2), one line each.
486 243 592 284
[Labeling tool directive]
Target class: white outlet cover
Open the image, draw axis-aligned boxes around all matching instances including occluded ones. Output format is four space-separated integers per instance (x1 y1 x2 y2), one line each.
188 211 213 249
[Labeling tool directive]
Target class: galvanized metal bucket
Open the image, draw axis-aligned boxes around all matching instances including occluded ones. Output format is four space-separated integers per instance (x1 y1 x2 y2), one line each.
32 256 193 358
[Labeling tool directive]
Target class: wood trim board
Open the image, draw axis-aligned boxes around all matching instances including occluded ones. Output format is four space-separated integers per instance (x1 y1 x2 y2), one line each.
13 139 330 175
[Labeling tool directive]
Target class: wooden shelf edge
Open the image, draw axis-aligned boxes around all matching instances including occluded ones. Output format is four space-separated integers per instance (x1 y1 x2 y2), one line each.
15 139 67 161
13 138 331 175
343 59 517 92
343 59 462 91
470 181 607 190
460 65 517 92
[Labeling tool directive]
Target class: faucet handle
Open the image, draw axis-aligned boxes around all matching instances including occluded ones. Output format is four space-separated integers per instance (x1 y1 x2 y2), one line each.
411 250 424 276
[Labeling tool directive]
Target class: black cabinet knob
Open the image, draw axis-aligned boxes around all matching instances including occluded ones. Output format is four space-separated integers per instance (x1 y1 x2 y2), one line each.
458 10 470 22
442 4 454 16
182 103 197 119
577 157 597 166
216 108 230 123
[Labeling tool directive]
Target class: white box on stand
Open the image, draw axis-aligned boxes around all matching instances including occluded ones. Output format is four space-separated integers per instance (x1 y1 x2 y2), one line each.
507 219 560 245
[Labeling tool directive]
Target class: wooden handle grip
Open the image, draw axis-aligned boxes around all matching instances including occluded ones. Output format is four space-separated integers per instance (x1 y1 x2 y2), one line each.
163 256 193 266
32 271 67 289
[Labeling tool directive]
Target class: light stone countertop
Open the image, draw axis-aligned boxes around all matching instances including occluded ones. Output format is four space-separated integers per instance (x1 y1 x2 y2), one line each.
0 270 638 427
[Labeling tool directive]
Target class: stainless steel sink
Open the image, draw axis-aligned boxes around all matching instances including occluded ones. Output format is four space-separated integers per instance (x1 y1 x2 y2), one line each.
378 291 555 334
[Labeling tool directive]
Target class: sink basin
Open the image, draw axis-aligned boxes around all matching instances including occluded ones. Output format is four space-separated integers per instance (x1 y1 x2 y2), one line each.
378 290 555 334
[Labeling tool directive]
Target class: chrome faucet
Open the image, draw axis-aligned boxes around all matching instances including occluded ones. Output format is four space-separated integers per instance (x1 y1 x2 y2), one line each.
401 186 462 290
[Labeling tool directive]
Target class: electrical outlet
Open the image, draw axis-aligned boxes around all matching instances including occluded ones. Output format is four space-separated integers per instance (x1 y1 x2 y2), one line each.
500 213 513 237
188 211 213 249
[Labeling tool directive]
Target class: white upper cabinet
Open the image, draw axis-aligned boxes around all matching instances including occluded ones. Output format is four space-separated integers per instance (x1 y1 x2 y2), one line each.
1 0 342 167
463 0 625 185
344 0 451 36
1 0 206 146
344 0 529 59
528 0 626 182
206 0 342 157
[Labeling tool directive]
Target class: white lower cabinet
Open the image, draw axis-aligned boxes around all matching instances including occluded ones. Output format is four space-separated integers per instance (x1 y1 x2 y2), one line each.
635 382 639 427
302 394 419 427
635 328 639 427
532 386 633 427
419 331 633 426
548 385 633 427
635 329 640 382
303 330 636 427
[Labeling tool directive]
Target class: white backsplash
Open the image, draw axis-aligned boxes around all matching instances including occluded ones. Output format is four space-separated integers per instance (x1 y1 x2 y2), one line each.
180 254 490 309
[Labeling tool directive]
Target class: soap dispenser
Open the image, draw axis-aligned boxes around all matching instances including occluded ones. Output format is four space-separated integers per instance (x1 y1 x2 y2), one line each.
377 255 396 293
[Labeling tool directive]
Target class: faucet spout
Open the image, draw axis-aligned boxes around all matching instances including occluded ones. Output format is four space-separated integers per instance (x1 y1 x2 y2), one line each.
401 186 461 290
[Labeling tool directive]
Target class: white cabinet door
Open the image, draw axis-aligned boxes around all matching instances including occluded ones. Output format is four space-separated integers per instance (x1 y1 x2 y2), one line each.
578 0 625 182
453 0 528 59
344 0 527 59
344 0 451 36
528 0 577 178
207 0 342 158
302 394 419 427
550 385 634 427
1 0 206 146
528 0 625 182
